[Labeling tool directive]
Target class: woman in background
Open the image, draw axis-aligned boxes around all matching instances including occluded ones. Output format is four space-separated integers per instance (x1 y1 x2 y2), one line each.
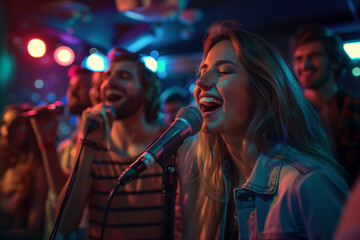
192 20 350 239
0 104 48 239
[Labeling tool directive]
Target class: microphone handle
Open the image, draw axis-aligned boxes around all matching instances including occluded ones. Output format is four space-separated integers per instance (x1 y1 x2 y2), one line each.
118 155 148 185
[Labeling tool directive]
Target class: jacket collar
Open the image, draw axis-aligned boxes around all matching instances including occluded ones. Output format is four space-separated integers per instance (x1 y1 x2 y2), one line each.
232 144 291 195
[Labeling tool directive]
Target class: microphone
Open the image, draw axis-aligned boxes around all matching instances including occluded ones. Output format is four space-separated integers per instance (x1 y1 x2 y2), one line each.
20 101 65 118
85 105 116 134
118 106 203 186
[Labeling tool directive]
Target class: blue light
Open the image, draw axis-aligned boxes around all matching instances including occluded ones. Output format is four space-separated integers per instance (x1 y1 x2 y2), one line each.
59 121 71 135
69 116 77 126
85 52 108 72
142 56 157 72
60 95 68 104
343 42 360 60
126 34 155 53
34 79 44 89
46 92 56 102
352 67 360 77
157 70 168 79
150 50 159 59
31 92 41 102
38 100 47 106
157 60 166 72
188 83 196 94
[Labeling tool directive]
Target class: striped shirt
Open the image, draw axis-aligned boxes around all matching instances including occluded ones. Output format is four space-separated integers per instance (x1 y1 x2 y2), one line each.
88 150 165 240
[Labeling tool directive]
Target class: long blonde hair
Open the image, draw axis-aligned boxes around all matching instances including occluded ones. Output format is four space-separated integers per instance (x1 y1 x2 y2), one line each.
195 20 349 239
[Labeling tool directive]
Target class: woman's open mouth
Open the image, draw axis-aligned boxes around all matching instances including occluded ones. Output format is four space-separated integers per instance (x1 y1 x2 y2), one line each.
199 96 222 113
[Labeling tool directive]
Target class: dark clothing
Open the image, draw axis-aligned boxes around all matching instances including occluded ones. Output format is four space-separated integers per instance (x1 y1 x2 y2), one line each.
331 88 360 182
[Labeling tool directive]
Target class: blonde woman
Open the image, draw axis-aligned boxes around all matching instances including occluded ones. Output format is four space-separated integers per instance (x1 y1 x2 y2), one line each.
192 20 351 239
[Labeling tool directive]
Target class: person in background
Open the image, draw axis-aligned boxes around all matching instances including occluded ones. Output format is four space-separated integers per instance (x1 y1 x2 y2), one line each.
89 71 104 106
190 19 350 239
160 86 191 126
293 24 360 183
55 47 171 239
58 65 93 176
0 104 48 239
42 65 93 239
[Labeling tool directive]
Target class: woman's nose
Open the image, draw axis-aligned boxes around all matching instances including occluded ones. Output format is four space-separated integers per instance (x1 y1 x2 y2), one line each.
196 71 216 91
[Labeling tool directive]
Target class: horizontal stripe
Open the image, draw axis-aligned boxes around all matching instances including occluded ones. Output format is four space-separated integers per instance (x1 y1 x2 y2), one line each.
89 234 163 240
90 173 162 180
92 189 163 195
89 204 164 212
89 220 164 228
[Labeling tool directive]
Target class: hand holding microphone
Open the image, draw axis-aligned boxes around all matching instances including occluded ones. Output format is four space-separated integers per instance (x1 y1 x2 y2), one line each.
118 106 203 186
81 104 116 143
25 102 64 148
20 101 65 118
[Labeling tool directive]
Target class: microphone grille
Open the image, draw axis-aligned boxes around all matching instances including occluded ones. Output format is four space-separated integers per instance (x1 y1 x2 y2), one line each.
176 106 203 135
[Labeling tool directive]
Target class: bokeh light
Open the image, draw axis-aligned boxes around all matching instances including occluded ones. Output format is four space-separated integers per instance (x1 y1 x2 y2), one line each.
34 79 44 89
31 92 41 102
84 52 108 71
352 67 360 77
27 38 46 58
54 46 75 66
46 92 56 102
142 56 157 72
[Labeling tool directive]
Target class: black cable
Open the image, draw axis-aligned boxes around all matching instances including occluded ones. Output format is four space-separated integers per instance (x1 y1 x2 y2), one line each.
99 182 122 240
49 130 90 240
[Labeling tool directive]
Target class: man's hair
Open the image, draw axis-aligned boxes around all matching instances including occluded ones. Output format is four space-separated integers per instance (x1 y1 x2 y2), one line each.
107 47 161 122
294 24 349 79
67 65 93 78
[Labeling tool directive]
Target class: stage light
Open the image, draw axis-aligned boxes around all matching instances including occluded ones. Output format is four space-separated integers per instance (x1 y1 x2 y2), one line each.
141 56 157 72
28 38 46 58
126 34 155 52
343 42 360 60
352 67 360 77
157 59 166 72
54 46 75 66
84 52 108 71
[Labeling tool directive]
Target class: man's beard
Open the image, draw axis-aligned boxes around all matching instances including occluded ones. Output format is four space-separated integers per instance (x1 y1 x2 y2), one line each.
303 63 332 90
306 73 331 90
114 93 143 120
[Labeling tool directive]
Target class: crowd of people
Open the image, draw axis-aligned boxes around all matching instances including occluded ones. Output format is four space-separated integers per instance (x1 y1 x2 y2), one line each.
0 19 359 240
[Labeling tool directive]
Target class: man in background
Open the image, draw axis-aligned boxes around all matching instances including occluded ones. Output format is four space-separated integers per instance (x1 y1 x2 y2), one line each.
160 86 191 126
293 24 360 183
44 65 93 239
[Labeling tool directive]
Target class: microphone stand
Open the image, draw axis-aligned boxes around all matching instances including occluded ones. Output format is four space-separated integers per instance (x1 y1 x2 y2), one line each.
158 153 177 240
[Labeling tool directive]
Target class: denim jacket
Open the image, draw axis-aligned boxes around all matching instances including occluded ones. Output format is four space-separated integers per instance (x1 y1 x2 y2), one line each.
218 144 349 240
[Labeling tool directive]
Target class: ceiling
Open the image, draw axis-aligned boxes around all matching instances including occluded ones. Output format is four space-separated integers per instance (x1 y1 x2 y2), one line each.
5 0 359 53
2 0 360 98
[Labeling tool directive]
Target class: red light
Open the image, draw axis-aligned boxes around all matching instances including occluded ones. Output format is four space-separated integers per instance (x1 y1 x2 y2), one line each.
27 38 46 58
54 46 75 66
